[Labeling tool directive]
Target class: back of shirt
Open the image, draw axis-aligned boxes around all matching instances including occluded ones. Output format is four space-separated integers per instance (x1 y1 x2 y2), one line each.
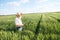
15 17 23 26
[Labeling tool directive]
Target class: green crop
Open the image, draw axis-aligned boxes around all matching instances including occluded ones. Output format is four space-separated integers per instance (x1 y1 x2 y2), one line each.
0 12 60 40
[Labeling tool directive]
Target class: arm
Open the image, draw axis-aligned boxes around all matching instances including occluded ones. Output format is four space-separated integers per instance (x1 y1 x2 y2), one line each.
16 24 23 27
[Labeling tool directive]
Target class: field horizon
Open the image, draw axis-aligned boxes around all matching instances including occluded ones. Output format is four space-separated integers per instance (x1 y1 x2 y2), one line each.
0 12 60 16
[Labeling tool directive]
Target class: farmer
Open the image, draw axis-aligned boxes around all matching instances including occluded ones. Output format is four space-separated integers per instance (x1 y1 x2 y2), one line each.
15 12 23 31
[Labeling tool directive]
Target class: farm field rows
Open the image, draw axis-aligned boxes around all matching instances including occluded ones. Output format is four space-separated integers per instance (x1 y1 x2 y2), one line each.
0 12 60 40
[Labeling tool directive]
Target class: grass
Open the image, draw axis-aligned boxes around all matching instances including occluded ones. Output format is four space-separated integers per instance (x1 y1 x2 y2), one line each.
0 12 60 40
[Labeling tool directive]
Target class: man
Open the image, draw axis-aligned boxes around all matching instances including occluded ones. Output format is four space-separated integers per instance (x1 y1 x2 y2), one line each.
15 12 23 31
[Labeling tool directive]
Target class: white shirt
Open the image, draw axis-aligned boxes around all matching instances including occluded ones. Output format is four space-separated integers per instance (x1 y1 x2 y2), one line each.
15 17 23 25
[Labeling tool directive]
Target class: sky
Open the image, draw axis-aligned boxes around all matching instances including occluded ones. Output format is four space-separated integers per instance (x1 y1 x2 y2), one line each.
0 0 60 15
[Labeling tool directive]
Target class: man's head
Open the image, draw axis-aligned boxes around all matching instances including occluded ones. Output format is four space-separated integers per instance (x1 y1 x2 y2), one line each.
16 12 22 17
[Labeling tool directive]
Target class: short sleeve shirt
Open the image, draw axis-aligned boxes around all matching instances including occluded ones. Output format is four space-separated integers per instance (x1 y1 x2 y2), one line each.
15 17 22 25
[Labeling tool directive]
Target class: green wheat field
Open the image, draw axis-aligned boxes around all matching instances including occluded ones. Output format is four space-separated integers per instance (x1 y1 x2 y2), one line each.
0 12 60 40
